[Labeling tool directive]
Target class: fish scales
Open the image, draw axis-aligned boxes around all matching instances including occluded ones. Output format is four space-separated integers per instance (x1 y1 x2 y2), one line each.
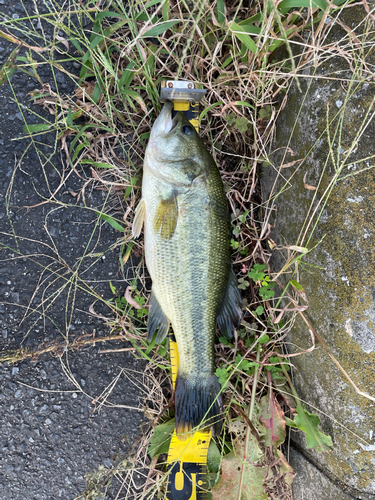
144 172 229 379
132 102 242 437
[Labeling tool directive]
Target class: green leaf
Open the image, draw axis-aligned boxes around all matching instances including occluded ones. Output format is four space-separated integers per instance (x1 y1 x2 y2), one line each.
92 82 101 104
119 61 135 90
157 345 166 356
95 212 125 232
72 142 89 163
253 263 267 272
234 116 249 133
67 108 73 127
89 33 105 51
238 13 262 27
162 0 169 21
234 100 255 110
238 278 249 290
141 20 181 38
290 279 303 291
148 419 175 458
235 23 261 35
286 406 333 452
80 160 114 169
259 107 271 120
228 21 257 53
215 367 231 386
259 287 275 299
216 0 225 24
199 101 223 126
264 281 275 288
258 334 269 344
278 0 328 8
93 11 127 22
109 281 117 295
123 176 138 200
125 89 147 112
269 356 280 364
69 123 113 156
238 210 248 223
219 337 234 348
235 354 252 371
0 45 19 87
207 441 221 474
23 123 51 134
69 37 83 54
121 240 134 267
255 306 264 315
142 0 166 10
248 264 267 282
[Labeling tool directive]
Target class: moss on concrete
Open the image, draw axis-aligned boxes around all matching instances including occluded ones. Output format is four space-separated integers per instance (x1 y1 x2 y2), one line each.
261 4 375 497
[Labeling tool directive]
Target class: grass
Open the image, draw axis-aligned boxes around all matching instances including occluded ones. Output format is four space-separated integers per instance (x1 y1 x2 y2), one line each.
1 0 374 498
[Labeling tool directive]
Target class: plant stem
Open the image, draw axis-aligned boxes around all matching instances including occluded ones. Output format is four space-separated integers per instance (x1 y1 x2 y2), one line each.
236 342 261 500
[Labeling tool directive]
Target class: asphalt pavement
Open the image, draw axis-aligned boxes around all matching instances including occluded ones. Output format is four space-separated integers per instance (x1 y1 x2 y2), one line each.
0 1 147 498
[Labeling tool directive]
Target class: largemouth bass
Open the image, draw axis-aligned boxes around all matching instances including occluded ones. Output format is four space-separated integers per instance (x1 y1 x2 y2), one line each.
132 102 242 437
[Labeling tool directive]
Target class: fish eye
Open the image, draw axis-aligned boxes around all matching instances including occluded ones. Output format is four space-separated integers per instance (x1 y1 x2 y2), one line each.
182 125 194 135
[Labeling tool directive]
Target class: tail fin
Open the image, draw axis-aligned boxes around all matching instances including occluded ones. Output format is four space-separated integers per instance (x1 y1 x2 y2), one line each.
174 374 223 439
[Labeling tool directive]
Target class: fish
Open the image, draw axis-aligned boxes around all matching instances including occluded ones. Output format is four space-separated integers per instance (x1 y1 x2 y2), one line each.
132 102 242 437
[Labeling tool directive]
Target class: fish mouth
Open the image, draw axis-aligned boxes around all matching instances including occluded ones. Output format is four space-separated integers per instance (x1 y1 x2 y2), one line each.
159 101 182 135
163 102 174 134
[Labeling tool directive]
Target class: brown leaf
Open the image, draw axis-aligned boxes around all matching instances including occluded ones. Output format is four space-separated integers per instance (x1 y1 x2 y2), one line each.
56 35 69 51
259 393 286 448
303 171 317 190
212 405 294 500
124 286 141 309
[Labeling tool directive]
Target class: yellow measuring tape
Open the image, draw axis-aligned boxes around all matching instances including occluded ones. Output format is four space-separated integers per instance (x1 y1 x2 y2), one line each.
161 81 211 500
166 338 211 500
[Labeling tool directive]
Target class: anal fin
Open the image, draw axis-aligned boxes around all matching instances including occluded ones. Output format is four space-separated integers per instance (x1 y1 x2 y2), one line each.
148 290 170 343
217 265 242 339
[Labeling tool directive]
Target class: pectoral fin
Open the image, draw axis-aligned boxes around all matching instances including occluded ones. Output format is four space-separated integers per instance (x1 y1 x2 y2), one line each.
154 193 178 240
148 290 170 343
132 199 146 238
217 265 243 339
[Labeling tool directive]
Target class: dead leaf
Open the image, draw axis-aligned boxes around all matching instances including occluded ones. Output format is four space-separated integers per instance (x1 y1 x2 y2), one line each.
280 159 303 169
0 29 47 52
56 35 69 51
212 397 294 500
259 393 286 448
268 238 277 250
89 304 110 321
303 171 317 190
124 286 141 309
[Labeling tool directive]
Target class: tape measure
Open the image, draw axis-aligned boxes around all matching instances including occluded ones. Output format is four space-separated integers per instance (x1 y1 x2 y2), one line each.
160 80 206 132
166 338 211 500
160 81 210 500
